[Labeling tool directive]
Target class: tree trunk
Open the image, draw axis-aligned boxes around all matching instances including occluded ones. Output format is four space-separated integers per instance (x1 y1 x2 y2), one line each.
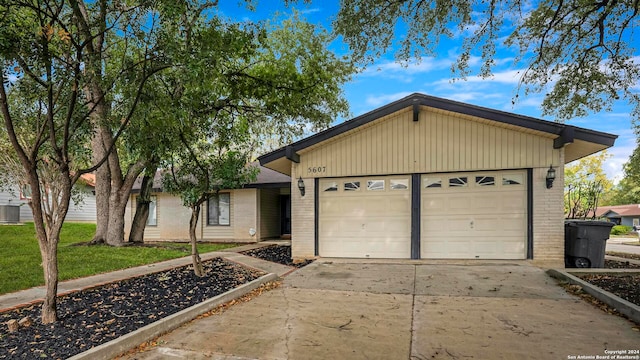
40 240 59 323
91 129 110 244
129 170 156 243
189 204 204 277
105 189 128 246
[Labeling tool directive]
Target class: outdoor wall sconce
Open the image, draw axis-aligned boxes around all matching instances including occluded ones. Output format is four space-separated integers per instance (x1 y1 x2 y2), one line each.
297 177 306 197
546 165 556 189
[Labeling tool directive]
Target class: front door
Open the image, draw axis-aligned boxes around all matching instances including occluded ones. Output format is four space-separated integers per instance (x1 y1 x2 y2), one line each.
280 195 291 235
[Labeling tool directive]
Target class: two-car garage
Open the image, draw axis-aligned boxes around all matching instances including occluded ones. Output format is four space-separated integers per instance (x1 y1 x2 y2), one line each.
318 170 528 260
258 93 617 263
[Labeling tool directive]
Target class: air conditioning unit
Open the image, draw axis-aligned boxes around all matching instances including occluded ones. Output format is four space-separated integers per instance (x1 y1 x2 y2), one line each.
0 205 20 223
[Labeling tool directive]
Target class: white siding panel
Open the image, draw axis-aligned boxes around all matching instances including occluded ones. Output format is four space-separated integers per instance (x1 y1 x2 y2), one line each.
296 107 558 179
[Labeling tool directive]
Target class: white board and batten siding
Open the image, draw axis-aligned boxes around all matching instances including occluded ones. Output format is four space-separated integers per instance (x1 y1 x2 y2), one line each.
294 106 560 179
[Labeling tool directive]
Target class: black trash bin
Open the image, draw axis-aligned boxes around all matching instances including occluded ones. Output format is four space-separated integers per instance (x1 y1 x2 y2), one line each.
564 220 614 268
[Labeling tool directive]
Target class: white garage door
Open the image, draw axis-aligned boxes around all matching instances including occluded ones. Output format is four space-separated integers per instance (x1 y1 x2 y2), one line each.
421 171 527 259
318 176 411 258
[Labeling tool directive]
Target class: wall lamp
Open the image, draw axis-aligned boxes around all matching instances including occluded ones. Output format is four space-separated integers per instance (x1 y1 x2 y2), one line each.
297 177 306 197
546 165 556 189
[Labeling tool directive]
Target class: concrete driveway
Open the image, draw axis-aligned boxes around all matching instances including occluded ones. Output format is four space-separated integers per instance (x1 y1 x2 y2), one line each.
124 260 639 360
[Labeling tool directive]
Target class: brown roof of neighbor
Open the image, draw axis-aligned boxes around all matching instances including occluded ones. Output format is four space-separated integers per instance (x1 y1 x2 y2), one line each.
595 204 640 217
131 163 290 192
79 173 96 187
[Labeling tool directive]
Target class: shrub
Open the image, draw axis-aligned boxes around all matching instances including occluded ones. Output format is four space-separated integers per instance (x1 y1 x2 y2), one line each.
611 225 633 235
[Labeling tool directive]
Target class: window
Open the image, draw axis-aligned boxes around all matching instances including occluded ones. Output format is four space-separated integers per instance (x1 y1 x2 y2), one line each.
423 178 442 188
148 196 157 226
476 176 495 186
449 177 468 187
503 174 523 185
20 184 32 200
367 180 385 191
634 218 639 227
324 182 338 192
344 181 360 191
208 193 230 226
135 195 157 226
390 179 409 190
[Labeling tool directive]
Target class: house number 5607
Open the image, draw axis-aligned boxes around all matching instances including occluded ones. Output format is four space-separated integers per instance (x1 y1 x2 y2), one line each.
307 166 326 173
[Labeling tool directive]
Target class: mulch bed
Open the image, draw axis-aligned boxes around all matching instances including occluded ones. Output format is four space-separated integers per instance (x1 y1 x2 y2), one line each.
241 245 313 268
605 259 640 269
0 258 264 360
577 274 640 307
607 251 640 261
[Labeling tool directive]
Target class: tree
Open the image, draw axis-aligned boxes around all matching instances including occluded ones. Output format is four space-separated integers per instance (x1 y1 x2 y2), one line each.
333 0 640 123
0 0 186 323
564 150 612 219
160 13 354 275
604 140 640 205
0 3 103 323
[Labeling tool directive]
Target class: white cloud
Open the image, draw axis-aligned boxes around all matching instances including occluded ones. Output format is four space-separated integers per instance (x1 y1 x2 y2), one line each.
299 8 321 14
364 91 418 108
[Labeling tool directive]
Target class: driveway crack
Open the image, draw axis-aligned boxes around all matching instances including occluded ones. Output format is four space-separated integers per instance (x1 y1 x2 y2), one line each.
409 264 418 359
282 288 292 359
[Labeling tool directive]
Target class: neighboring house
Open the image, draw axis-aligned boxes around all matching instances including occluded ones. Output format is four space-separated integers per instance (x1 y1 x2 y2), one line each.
123 165 291 242
0 174 97 223
258 93 617 265
592 205 640 226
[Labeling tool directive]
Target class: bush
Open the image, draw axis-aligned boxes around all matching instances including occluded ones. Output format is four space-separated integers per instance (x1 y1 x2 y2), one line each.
611 225 633 235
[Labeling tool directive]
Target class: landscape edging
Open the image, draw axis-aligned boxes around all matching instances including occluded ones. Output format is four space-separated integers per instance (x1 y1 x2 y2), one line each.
547 269 640 324
67 272 279 360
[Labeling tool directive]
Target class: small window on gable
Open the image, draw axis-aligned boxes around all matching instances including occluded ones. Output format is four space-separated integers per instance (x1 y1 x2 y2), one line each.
424 178 442 188
390 179 408 190
449 177 468 187
503 174 524 185
476 176 495 186
367 180 384 191
324 182 338 192
344 181 360 191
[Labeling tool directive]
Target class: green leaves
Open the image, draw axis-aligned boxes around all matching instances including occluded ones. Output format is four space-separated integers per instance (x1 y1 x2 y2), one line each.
334 0 640 124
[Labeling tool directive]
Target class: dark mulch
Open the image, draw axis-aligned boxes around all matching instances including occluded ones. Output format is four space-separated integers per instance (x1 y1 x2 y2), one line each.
578 274 640 307
605 259 640 269
241 245 313 268
0 258 264 360
607 251 640 261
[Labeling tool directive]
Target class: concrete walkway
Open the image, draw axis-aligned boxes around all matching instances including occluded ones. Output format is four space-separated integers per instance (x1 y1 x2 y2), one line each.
123 260 640 360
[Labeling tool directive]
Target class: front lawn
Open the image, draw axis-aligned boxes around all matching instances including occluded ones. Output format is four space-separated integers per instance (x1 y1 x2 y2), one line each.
0 223 237 295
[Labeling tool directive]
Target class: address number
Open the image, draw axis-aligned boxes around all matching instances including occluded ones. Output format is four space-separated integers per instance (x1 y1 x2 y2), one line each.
307 166 327 173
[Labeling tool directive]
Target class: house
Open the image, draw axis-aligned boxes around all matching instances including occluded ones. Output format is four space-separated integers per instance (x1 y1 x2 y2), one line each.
123 165 291 242
0 174 97 223
593 205 640 226
258 93 617 265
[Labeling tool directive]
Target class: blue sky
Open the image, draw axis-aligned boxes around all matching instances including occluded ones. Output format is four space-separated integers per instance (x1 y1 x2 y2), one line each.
216 1 637 183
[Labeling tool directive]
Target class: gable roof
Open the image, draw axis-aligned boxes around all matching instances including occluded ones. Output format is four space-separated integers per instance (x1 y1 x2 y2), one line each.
595 204 640 217
131 163 290 193
258 93 617 175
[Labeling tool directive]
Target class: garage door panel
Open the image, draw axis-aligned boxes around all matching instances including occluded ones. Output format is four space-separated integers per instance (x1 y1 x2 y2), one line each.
421 170 527 259
319 175 411 259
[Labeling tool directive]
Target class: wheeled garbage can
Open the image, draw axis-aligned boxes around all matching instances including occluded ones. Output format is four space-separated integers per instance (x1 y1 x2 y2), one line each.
564 220 614 268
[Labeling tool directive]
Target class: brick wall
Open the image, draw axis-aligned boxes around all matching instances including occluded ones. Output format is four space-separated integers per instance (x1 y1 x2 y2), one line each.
532 149 565 266
291 163 316 258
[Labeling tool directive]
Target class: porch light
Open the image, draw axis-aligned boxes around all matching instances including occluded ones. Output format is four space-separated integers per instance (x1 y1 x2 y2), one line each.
546 165 556 189
297 177 306 197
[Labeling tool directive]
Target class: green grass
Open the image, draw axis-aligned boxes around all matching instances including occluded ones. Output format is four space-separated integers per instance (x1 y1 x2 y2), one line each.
0 223 237 295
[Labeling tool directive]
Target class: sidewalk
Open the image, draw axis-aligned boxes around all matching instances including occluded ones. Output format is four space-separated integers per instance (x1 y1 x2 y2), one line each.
0 243 291 312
